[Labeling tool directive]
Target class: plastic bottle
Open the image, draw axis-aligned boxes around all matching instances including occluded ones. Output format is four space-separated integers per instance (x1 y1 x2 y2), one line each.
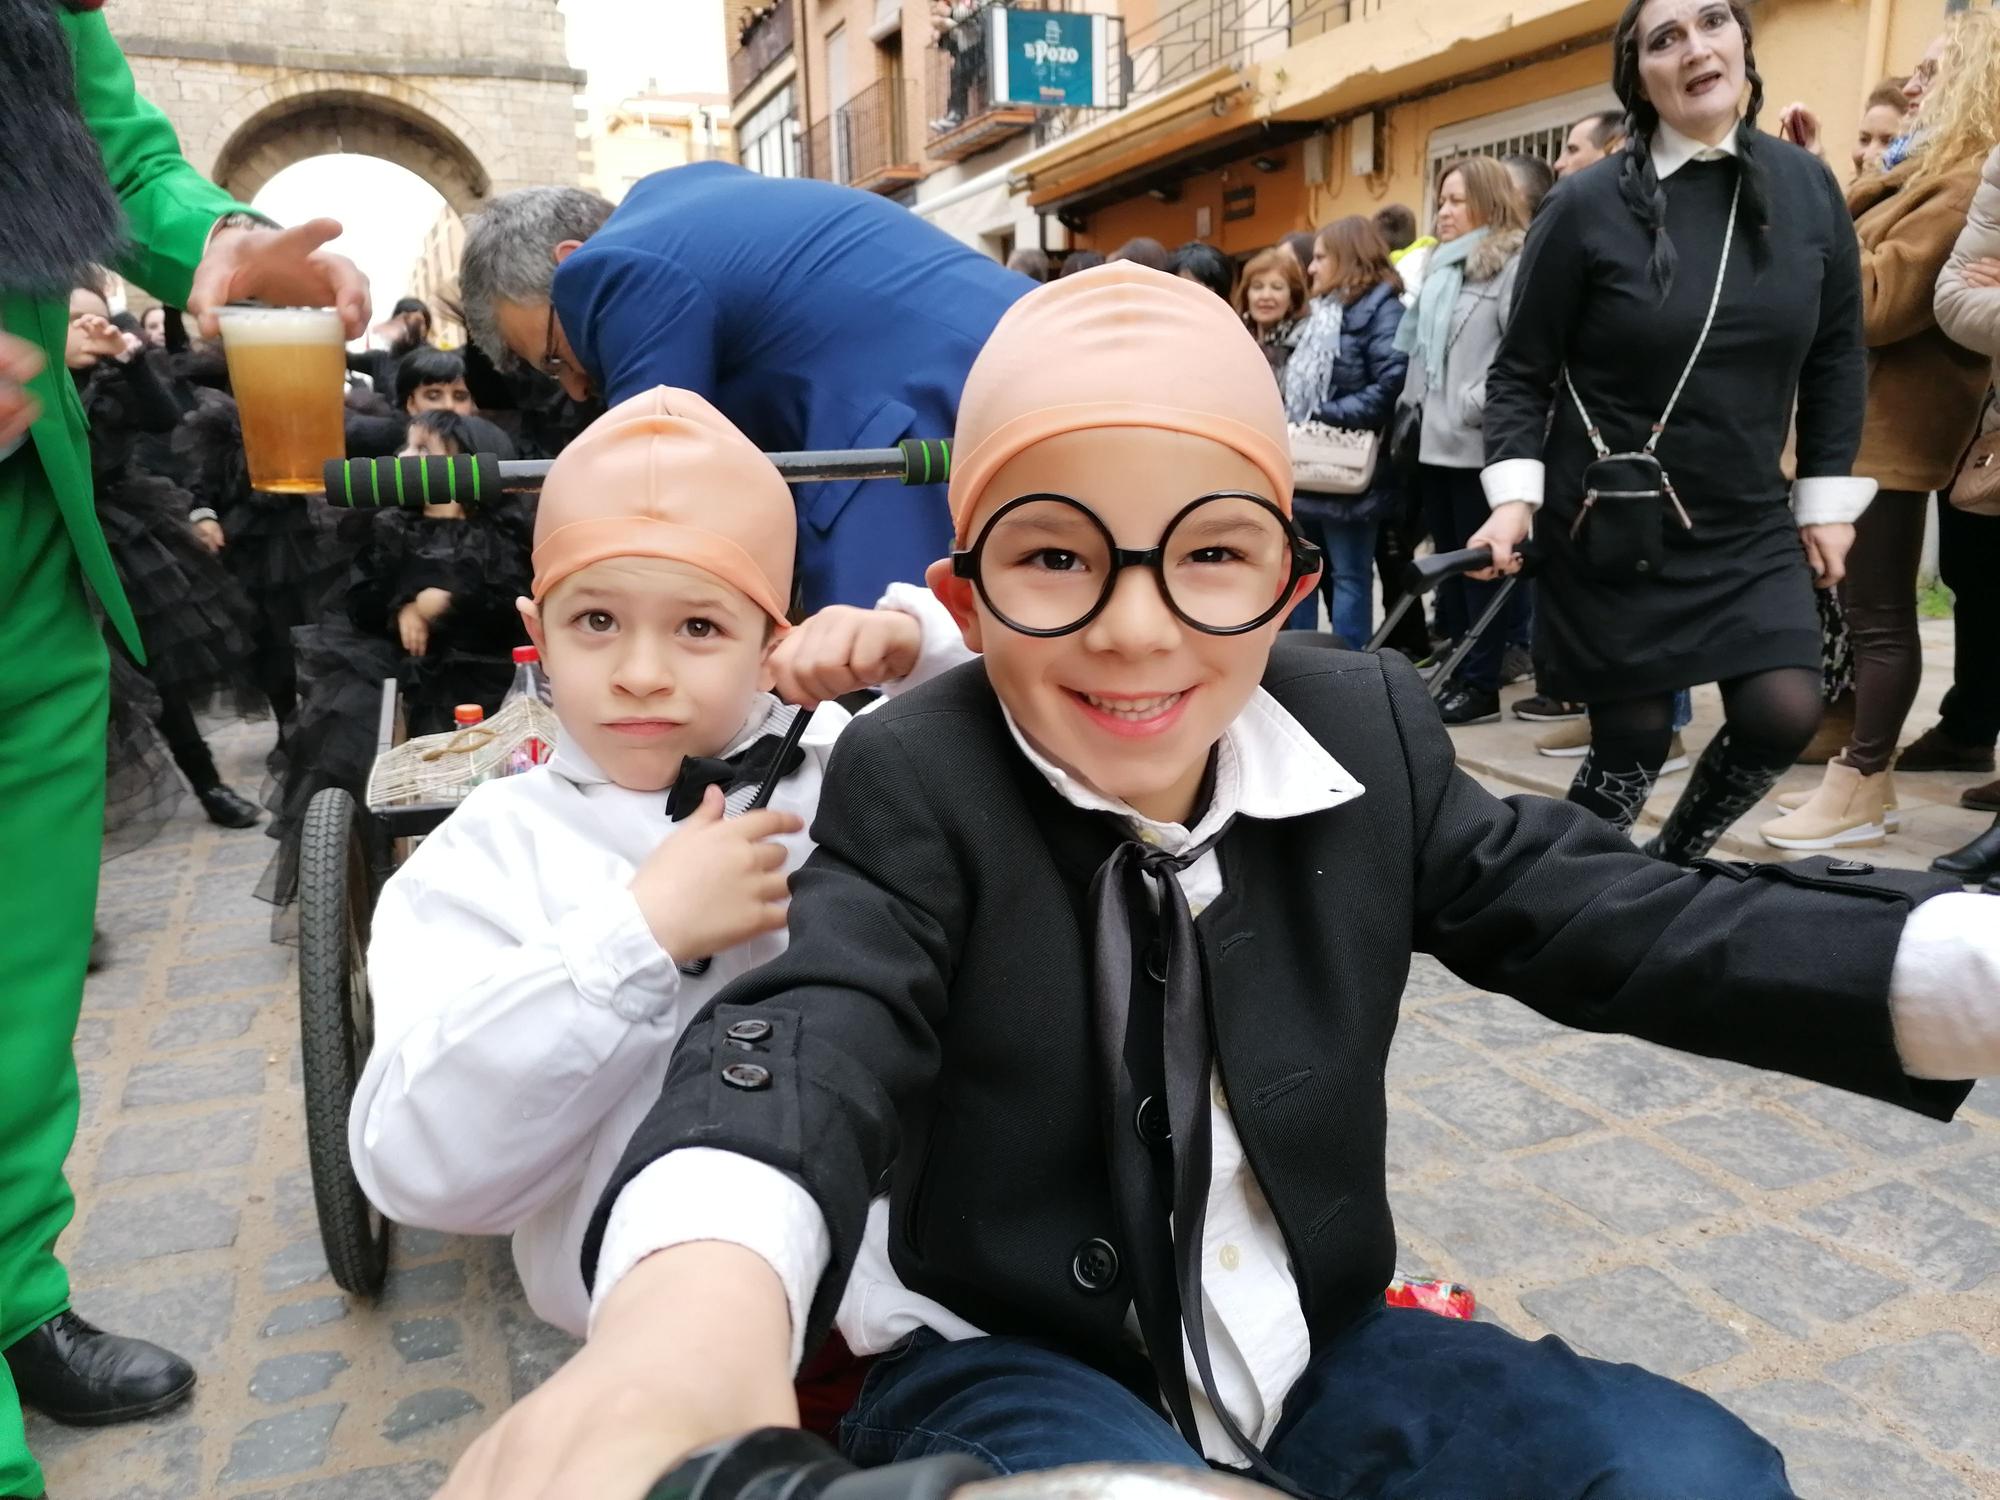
454 704 489 794
501 645 552 774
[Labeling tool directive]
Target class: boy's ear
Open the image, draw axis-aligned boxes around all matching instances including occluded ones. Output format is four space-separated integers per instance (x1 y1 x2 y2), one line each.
756 620 782 696
518 596 547 658
925 557 983 654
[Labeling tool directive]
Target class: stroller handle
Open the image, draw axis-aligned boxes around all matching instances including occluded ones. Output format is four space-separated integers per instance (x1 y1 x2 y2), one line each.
1401 542 1540 596
321 439 953 509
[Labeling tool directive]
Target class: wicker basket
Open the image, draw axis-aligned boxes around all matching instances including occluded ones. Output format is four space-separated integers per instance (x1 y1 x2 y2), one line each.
366 695 562 811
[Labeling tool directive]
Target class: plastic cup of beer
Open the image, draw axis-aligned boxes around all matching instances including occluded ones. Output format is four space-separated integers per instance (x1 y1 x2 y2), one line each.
215 306 348 494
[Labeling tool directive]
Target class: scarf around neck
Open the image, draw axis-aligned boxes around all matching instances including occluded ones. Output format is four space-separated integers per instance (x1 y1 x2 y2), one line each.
1393 226 1488 379
1280 295 1343 424
0 0 127 298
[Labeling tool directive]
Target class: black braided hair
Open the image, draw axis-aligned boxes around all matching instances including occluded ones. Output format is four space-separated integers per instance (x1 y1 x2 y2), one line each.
1611 0 1772 301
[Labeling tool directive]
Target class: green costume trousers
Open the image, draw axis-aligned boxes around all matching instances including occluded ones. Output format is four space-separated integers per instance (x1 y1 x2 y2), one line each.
0 453 108 1497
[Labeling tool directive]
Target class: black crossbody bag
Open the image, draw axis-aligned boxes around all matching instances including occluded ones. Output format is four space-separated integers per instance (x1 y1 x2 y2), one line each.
1563 178 1740 580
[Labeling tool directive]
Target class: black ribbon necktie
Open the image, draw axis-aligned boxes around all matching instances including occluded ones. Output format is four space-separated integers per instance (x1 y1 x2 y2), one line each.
1087 825 1314 1500
665 714 811 822
666 706 813 977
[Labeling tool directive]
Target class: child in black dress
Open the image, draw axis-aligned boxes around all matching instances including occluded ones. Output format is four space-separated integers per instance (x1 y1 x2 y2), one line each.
437 264 1998 1500
256 410 532 913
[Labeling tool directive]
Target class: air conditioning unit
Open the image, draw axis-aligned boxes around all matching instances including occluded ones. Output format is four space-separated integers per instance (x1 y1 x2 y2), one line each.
1351 111 1383 177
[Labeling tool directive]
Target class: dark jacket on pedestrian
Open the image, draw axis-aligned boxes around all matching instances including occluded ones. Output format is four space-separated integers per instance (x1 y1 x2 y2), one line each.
1850 157 1989 492
1295 282 1408 527
584 643 1970 1381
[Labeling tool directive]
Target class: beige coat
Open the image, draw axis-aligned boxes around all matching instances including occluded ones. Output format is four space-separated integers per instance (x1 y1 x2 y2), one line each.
1848 156 1989 491
1933 143 2000 436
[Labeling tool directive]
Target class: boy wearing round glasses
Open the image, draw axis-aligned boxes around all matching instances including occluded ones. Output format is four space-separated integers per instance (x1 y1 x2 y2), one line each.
438 265 2000 1500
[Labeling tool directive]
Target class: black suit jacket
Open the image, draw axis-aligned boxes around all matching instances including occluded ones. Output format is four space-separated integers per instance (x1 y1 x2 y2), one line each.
585 643 1969 1381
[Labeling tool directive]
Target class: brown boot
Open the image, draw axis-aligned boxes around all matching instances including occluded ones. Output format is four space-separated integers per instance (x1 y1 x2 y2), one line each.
1758 757 1891 851
1964 778 2000 813
1896 725 1996 775
1794 690 1855 766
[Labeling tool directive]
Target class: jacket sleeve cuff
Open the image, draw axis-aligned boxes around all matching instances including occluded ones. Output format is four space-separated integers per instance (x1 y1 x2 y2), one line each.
1889 891 2000 1080
589 1147 832 1371
1792 476 1877 527
554 891 680 1023
875 581 975 697
1480 458 1545 511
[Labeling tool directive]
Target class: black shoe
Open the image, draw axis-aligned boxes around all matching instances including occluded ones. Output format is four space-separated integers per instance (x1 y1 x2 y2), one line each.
1931 818 2000 884
1984 873 2000 896
196 783 261 829
1895 725 1996 775
1964 778 2000 814
1499 643 1534 687
87 928 111 974
1513 693 1586 723
1437 685 1501 726
4 1310 196 1427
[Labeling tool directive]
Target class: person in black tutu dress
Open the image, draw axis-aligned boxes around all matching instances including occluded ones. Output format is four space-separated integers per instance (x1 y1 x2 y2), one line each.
66 284 264 828
257 409 532 918
1474 0 1871 863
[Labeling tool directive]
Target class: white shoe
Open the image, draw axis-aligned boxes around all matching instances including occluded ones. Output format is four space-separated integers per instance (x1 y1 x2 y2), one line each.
1776 773 1902 829
1759 758 1892 850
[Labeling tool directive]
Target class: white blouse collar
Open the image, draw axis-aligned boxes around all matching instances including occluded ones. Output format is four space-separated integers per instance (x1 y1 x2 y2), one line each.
1652 120 1742 181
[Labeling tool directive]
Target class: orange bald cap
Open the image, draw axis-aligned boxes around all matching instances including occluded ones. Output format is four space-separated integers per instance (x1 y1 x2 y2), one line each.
947 261 1295 544
531 386 795 629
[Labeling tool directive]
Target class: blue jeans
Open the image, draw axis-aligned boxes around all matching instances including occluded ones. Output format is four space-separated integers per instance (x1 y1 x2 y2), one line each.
1674 689 1694 732
838 1310 1794 1500
1297 514 1376 649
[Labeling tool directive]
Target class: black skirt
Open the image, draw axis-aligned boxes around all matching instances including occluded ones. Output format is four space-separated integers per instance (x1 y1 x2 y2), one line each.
1532 493 1820 704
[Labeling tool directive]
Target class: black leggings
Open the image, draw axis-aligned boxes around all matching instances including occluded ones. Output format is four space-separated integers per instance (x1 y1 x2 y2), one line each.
1569 667 1820 860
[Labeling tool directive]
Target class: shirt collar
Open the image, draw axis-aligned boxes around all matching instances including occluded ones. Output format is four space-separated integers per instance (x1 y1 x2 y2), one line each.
1652 121 1741 180
998 687 1365 854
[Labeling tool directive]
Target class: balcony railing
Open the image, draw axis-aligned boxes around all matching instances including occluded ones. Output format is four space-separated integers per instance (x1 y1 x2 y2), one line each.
730 0 796 98
1033 0 1360 150
925 3 1067 162
803 77 924 195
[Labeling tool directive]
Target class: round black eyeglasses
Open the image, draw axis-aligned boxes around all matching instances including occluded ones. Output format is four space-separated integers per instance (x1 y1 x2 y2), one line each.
950 492 1323 638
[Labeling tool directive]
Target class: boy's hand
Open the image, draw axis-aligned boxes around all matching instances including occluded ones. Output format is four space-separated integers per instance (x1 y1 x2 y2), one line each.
632 785 803 962
193 519 226 552
769 605 921 707
438 1245 799 1500
398 587 452 656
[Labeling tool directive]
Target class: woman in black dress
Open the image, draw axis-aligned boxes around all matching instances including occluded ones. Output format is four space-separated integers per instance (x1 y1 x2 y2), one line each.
1475 0 1870 862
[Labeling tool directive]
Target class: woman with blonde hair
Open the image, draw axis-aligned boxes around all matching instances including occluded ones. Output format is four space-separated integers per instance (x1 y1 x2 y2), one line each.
1392 154 1528 722
1233 246 1309 377
1760 8 1999 851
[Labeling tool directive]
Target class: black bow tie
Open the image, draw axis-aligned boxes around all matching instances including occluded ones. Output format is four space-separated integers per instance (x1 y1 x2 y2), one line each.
664 719 810 821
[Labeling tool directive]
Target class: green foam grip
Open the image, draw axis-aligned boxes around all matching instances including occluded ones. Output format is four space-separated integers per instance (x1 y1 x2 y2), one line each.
898 438 952 486
321 453 502 508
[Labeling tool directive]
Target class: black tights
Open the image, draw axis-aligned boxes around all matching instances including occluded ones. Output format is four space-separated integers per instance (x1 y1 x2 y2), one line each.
1569 667 1820 861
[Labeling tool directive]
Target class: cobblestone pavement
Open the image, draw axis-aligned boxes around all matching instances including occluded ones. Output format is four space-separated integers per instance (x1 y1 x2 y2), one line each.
37 715 2000 1498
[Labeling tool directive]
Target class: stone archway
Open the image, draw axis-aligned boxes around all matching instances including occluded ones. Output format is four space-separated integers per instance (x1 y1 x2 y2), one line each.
208 78 495 217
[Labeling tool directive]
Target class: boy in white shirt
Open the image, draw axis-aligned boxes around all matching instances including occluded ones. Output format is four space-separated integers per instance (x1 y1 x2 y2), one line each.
349 386 963 1340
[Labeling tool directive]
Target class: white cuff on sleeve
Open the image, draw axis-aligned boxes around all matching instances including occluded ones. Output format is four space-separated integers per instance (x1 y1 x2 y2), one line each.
1480 458 1546 511
1792 476 1878 527
589 1147 833 1371
875 581 975 697
1888 891 2000 1081
554 889 679 1023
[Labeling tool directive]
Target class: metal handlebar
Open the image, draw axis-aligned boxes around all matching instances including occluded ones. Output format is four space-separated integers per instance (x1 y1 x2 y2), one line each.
646 1430 1274 1500
321 438 953 509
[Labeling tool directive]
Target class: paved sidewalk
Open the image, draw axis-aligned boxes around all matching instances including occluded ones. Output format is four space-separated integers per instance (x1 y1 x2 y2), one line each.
1452 619 1995 871
36 710 2000 1498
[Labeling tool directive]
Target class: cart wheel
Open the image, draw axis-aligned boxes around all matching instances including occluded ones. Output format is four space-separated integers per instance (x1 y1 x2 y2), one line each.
298 786 391 1295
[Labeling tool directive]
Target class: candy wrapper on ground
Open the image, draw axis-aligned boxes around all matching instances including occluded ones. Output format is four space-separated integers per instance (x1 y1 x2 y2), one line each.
1386 1276 1476 1320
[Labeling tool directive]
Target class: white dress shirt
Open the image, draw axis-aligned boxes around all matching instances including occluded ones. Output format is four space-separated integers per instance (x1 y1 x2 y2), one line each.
593 672 2000 1465
349 584 967 1337
1480 122 1878 528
